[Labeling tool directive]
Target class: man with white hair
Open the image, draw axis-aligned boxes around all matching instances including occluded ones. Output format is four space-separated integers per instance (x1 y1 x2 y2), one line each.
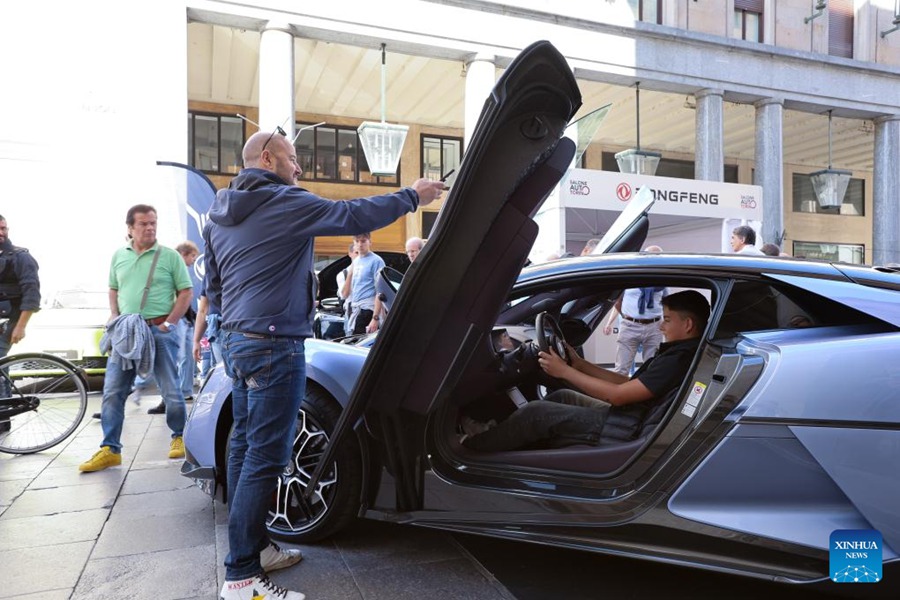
405 236 424 262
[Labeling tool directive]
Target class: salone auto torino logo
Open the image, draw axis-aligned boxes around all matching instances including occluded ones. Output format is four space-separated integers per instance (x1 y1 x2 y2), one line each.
569 180 591 196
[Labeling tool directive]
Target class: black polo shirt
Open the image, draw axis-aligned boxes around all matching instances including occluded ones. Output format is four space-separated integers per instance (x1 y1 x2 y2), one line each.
632 337 701 397
601 337 701 441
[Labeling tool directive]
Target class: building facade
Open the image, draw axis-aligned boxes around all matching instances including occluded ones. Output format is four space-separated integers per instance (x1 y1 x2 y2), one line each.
2 0 898 295
185 0 900 264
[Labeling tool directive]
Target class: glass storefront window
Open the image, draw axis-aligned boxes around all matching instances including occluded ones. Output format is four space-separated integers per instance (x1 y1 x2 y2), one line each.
295 127 315 181
220 116 243 174
188 113 245 174
421 135 462 180
193 115 219 173
298 122 397 186
793 241 864 264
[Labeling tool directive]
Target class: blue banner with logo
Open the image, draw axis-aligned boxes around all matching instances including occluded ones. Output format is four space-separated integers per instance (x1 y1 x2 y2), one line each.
156 161 217 310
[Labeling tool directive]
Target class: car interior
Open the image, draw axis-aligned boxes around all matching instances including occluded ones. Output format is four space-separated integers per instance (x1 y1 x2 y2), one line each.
437 271 887 477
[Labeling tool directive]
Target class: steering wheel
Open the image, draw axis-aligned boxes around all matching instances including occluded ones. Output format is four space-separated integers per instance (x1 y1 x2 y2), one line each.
535 311 570 364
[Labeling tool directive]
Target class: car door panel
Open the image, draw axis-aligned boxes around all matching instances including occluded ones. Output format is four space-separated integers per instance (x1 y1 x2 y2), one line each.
305 40 582 507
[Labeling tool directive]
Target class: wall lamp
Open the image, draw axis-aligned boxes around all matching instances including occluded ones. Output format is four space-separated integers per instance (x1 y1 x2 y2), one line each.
881 1 900 38
804 0 827 24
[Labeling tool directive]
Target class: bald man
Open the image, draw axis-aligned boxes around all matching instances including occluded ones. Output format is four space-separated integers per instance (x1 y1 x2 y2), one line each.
205 129 443 600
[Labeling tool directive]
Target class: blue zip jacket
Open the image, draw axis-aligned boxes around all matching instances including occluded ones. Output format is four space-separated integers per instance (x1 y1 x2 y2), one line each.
204 168 419 338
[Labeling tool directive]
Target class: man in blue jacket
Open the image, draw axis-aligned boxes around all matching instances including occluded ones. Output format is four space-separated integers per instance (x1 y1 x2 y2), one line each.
204 129 443 600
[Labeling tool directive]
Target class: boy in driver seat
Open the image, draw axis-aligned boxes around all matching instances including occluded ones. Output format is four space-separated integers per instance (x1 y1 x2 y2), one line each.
462 290 709 452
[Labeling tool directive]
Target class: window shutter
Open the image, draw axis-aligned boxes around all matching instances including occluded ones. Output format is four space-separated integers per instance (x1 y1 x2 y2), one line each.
829 0 854 58
734 0 764 11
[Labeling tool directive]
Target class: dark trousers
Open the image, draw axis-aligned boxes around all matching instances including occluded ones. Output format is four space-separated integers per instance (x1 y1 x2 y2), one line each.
462 389 611 452
352 309 374 334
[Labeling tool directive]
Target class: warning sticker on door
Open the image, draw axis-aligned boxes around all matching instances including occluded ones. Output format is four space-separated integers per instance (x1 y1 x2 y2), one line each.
681 381 707 418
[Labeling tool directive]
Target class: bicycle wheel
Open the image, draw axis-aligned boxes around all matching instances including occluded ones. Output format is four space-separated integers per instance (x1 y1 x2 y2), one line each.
0 353 89 454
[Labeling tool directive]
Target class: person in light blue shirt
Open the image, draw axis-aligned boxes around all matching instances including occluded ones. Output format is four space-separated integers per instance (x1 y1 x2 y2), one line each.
341 232 385 334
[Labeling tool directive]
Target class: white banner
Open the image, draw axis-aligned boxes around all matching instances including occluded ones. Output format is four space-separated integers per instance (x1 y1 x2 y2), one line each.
561 168 763 221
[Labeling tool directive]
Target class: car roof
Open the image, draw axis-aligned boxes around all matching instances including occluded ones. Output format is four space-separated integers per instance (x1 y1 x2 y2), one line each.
515 253 900 290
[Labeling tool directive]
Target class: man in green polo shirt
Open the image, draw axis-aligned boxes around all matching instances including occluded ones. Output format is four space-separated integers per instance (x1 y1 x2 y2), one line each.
80 204 193 472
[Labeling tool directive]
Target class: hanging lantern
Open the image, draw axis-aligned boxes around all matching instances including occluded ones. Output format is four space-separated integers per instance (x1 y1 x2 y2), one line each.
358 44 408 176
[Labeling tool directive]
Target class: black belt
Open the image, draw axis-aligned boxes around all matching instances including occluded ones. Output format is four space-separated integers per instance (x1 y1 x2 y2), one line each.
622 314 661 325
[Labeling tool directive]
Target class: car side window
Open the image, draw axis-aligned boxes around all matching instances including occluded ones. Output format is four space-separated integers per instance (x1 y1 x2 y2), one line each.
715 279 878 338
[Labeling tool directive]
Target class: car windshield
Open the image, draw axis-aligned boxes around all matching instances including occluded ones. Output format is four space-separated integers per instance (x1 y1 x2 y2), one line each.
51 291 108 309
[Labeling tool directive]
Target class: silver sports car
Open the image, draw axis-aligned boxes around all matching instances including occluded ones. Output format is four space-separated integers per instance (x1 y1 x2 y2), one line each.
183 40 899 595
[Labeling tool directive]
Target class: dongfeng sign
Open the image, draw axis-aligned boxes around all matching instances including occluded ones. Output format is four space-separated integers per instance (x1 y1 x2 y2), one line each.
561 168 763 222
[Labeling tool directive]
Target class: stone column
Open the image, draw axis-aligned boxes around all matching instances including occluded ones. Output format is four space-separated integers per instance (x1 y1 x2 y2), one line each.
464 53 496 148
695 89 724 182
873 116 900 265
258 22 295 138
754 98 784 245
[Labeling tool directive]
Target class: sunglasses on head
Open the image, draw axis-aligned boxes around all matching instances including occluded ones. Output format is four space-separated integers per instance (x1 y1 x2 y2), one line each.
262 126 287 153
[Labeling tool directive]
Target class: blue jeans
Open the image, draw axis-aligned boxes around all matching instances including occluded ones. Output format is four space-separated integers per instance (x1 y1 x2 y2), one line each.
462 389 611 452
100 325 186 452
222 330 306 581
178 319 195 398
0 333 10 360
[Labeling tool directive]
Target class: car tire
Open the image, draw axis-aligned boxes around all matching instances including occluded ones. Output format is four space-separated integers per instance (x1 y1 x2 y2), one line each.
266 382 363 543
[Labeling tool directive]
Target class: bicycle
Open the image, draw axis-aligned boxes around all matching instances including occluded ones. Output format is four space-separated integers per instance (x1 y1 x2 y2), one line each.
0 319 90 454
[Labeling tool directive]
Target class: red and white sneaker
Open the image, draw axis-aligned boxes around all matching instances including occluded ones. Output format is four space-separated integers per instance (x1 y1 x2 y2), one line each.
220 574 305 599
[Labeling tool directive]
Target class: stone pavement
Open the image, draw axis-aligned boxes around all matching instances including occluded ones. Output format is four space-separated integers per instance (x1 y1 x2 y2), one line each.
0 392 514 600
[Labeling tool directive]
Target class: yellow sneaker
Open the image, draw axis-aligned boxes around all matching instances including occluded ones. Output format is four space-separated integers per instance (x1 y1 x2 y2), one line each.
79 446 122 472
169 436 185 459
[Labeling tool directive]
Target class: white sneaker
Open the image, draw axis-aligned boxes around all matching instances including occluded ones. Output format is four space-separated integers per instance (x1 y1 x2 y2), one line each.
220 574 305 600
127 388 142 406
260 542 303 572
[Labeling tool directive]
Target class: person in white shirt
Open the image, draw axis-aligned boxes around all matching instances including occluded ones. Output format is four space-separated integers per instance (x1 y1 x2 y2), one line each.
603 246 666 376
730 225 765 255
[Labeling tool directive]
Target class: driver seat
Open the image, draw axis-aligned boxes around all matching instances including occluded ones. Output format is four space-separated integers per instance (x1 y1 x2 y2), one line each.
454 387 681 473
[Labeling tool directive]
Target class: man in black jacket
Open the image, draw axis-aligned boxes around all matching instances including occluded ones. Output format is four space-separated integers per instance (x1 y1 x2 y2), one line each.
0 214 41 433
0 215 40 359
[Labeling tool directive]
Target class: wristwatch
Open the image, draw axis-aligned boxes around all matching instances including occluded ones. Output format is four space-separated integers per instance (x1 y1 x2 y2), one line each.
372 315 380 322
163 321 174 329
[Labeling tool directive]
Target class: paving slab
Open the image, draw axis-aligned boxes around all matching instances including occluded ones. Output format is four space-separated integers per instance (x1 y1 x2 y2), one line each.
0 477 29 506
0 541 93 598
0 508 108 552
92 505 215 558
2 481 121 519
27 464 127 491
8 590 74 600
120 463 195 495
72 543 218 600
111 486 212 520
0 454 53 482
